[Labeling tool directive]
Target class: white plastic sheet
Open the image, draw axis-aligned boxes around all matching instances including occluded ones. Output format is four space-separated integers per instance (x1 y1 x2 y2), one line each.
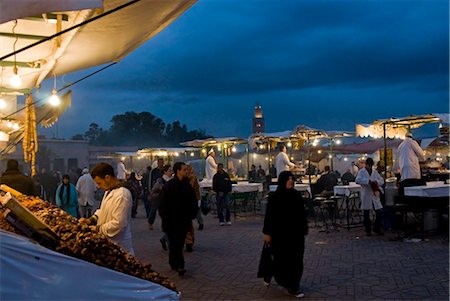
0 230 179 300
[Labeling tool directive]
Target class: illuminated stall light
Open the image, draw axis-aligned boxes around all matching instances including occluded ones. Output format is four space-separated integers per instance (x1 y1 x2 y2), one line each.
0 131 9 141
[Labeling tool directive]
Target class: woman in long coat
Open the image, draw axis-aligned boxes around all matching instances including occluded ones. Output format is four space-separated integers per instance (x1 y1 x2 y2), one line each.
263 171 308 298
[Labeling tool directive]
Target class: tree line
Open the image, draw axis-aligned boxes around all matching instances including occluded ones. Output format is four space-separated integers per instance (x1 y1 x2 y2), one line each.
71 111 210 147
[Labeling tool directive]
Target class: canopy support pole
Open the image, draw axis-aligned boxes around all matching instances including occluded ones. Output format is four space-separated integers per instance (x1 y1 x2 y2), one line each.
383 123 387 180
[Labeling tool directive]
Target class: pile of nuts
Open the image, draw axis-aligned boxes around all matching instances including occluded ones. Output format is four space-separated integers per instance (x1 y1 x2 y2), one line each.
0 195 176 291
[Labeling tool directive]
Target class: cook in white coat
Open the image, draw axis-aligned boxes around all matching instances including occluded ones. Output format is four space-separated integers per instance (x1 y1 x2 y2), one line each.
116 160 128 181
396 134 425 181
205 149 218 180
355 157 384 236
275 145 296 178
79 163 134 255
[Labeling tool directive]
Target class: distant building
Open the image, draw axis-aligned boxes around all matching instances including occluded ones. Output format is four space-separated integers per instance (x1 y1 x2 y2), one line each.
252 104 265 134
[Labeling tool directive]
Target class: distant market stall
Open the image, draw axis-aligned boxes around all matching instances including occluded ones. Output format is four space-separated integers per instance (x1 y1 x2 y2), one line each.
355 113 449 177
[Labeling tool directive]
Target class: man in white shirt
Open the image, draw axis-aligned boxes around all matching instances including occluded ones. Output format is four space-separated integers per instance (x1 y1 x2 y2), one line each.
76 168 96 218
79 163 134 255
396 133 425 181
205 149 218 180
275 145 296 178
116 160 128 181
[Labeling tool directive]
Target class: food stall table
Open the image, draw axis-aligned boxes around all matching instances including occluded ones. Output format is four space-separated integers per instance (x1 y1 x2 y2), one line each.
269 183 311 198
402 183 449 240
334 183 362 231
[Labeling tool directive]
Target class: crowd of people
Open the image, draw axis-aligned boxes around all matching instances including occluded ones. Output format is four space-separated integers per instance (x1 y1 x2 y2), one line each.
1 132 442 299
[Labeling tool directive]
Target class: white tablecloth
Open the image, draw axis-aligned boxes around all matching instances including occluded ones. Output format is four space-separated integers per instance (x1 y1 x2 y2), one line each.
404 184 450 198
269 184 311 195
334 184 362 196
200 181 262 193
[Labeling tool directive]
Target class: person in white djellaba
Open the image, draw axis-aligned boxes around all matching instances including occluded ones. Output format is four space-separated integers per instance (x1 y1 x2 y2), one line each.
396 133 425 181
355 158 384 236
275 145 296 178
116 159 128 181
76 168 96 218
205 149 218 180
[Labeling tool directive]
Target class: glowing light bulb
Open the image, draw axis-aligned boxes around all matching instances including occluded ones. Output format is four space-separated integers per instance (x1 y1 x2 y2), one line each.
190 152 194 157
0 98 6 109
12 123 19 130
328 154 332 158
335 139 342 145
10 73 21 88
344 157 348 161
49 89 60 106
318 150 322 154
232 146 237 152
287 141 292 147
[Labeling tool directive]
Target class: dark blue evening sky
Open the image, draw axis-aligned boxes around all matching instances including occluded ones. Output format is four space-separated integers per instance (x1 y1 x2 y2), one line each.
39 0 449 140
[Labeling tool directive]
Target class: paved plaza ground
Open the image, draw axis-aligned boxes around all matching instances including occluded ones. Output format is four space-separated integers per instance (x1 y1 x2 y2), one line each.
130 204 449 301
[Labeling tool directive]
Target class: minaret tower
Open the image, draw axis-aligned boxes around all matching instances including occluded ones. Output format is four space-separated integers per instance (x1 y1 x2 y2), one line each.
252 104 265 134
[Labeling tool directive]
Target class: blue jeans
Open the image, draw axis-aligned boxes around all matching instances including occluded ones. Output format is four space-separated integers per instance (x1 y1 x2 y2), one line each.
216 192 230 223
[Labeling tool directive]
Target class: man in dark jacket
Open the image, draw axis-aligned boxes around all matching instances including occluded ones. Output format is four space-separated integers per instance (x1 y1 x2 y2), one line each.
213 163 233 226
0 159 35 196
158 162 198 276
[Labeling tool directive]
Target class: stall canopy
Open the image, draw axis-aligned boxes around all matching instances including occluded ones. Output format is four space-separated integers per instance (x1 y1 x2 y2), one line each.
138 147 200 158
0 0 197 93
355 113 449 139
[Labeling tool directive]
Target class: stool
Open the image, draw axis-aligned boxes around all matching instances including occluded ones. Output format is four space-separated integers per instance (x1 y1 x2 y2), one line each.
311 197 327 227
320 200 338 233
395 203 411 239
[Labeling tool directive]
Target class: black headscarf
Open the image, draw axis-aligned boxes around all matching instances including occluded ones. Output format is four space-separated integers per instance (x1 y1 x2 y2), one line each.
276 171 294 192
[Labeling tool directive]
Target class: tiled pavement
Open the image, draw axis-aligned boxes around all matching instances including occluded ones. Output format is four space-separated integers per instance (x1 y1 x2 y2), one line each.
130 206 449 300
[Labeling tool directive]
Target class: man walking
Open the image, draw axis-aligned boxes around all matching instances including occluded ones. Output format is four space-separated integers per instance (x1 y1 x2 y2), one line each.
159 162 198 276
213 163 233 226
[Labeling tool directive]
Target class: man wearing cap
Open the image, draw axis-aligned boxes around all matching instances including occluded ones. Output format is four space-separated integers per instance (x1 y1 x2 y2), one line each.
205 149 218 180
76 167 97 218
397 133 425 181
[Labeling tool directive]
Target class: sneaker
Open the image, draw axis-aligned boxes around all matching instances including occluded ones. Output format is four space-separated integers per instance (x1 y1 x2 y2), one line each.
288 290 305 298
219 222 225 226
160 238 168 251
226 221 232 226
198 224 204 231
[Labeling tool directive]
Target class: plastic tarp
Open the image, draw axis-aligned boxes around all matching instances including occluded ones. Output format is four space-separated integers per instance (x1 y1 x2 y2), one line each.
0 230 179 300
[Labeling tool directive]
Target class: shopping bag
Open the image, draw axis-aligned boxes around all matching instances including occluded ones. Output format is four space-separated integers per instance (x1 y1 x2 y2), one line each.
257 242 273 279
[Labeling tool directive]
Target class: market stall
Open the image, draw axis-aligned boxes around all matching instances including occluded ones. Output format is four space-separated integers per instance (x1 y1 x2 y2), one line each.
181 137 247 179
355 113 449 178
0 186 178 297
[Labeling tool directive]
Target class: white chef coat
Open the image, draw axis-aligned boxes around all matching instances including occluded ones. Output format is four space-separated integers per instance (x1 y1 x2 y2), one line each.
94 187 134 255
116 161 128 180
205 155 218 180
75 173 96 206
355 168 384 210
397 137 425 181
275 151 295 178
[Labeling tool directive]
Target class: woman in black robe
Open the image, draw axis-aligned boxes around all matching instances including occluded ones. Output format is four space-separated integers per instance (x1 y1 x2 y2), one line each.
263 171 308 298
